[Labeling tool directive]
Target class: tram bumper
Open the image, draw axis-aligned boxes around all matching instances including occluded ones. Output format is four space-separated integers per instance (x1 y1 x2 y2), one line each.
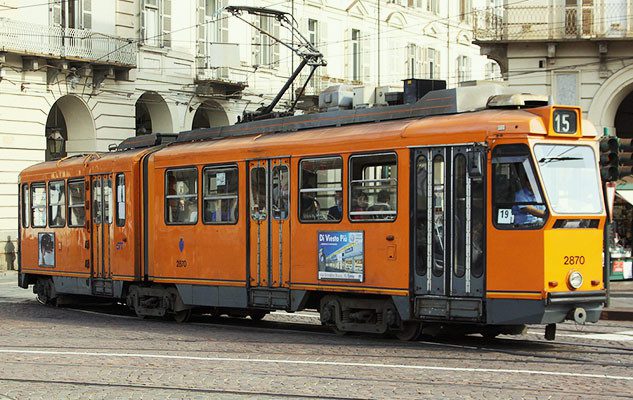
545 290 606 324
486 290 606 325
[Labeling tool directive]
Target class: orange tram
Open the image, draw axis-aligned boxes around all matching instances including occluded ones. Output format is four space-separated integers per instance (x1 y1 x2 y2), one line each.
18 87 607 340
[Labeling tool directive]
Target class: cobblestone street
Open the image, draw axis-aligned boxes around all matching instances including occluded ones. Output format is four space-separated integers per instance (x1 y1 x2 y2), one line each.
0 272 631 399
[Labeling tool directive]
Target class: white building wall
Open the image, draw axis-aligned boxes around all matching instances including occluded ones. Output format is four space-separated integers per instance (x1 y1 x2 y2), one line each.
0 0 492 269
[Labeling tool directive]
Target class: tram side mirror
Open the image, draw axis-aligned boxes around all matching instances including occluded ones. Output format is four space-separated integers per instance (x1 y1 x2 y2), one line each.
467 150 484 181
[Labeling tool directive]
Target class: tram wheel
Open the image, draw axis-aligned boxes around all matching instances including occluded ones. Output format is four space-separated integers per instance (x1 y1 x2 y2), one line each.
396 322 422 341
249 311 267 321
174 309 192 323
331 325 348 336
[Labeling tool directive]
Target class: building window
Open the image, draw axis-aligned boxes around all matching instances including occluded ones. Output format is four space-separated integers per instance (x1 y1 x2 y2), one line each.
485 61 502 80
457 55 471 83
427 0 439 14
299 157 342 222
165 168 198 224
198 0 229 57
203 166 238 224
68 180 86 227
351 29 361 81
349 153 398 222
253 15 280 68
116 174 126 227
308 19 318 46
31 183 47 228
50 0 92 29
142 0 171 47
48 181 66 228
21 184 29 228
408 0 423 7
426 48 440 79
406 43 423 79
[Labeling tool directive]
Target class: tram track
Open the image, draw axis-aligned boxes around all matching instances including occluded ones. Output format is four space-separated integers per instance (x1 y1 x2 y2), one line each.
1 366 631 399
12 301 633 371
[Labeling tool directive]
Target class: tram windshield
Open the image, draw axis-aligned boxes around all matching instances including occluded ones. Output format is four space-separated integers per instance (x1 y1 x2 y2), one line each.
534 144 602 214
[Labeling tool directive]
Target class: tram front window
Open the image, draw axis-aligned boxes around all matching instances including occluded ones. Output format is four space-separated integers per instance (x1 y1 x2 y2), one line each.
534 144 602 214
492 144 547 229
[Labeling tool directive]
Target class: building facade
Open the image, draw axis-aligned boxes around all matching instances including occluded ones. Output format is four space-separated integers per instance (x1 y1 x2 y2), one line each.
474 0 633 137
0 0 495 269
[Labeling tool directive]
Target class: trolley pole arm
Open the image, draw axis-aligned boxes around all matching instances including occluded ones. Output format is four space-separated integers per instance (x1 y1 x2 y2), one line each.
225 5 326 122
262 58 308 115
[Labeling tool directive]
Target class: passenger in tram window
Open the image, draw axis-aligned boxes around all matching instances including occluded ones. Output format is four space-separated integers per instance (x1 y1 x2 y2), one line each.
167 175 179 222
512 170 546 226
368 189 392 212
350 190 368 220
300 194 320 220
327 191 343 220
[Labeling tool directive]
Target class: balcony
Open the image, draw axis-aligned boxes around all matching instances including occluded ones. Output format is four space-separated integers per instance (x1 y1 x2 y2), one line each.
474 3 633 42
0 18 136 66
195 43 247 95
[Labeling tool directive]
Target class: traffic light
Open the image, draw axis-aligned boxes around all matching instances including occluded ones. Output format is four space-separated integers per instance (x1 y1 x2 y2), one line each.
619 138 633 178
599 136 619 181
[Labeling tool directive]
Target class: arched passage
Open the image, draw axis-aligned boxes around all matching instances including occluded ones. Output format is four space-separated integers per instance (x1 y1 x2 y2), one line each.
135 92 173 135
45 95 95 160
615 91 633 139
588 64 633 136
191 100 230 130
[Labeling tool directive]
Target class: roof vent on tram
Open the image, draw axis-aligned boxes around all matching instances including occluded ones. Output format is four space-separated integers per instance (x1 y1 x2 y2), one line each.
486 94 550 109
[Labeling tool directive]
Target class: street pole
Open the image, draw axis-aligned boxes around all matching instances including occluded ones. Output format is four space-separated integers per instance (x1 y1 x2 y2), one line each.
377 0 380 86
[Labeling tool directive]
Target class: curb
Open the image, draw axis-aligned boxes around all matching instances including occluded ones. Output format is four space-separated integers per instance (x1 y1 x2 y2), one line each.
600 308 633 321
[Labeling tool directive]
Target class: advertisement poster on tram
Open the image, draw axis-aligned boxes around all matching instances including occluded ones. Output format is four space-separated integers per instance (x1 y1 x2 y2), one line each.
317 231 364 282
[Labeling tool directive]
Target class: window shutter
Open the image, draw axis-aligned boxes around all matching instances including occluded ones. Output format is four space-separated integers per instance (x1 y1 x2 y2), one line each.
251 16 261 66
272 19 280 68
197 0 205 56
219 1 229 43
434 49 440 80
162 0 172 48
50 0 62 26
140 1 146 44
318 19 327 76
343 28 350 79
82 0 92 29
361 31 370 83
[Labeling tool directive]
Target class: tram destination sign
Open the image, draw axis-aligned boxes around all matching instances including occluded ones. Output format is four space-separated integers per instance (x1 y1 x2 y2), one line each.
317 231 364 282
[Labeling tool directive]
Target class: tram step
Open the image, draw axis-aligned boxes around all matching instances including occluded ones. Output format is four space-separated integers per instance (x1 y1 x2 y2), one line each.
415 297 482 321
91 279 114 297
250 288 290 310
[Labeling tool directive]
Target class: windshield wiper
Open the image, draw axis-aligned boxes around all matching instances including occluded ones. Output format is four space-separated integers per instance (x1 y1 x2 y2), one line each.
538 156 582 165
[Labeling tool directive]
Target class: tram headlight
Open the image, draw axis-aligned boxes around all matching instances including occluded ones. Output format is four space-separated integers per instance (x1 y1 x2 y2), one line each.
568 271 583 289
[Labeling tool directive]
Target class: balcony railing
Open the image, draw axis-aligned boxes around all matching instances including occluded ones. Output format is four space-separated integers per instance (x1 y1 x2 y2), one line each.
0 18 136 66
474 3 633 41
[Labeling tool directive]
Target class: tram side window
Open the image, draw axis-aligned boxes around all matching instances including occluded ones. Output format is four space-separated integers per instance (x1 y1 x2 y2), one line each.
21 184 29 228
31 183 46 228
48 180 66 227
272 165 289 220
165 168 198 224
492 144 547 229
203 166 238 224
104 178 113 225
68 181 86 227
349 153 397 221
116 174 125 227
299 157 342 222
415 156 428 276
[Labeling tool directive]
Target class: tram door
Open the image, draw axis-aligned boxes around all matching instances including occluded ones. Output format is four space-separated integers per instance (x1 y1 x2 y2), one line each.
413 147 485 298
248 159 291 290
91 175 114 279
